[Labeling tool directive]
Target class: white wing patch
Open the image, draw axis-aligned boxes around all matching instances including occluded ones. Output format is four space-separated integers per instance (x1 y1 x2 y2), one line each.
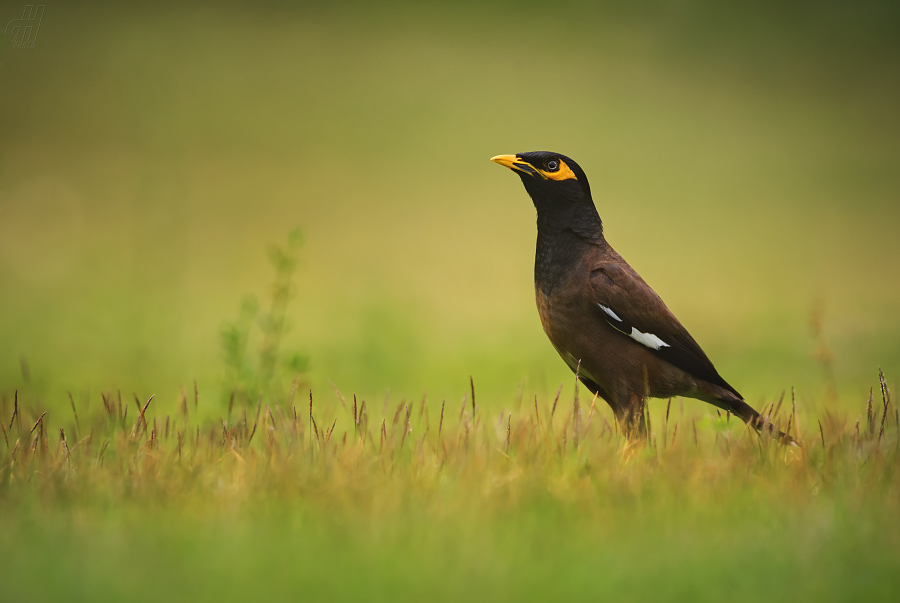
629 328 669 350
598 303 670 351
598 304 622 322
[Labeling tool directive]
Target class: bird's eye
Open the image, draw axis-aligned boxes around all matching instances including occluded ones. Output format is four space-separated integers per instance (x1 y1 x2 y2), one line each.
546 159 560 172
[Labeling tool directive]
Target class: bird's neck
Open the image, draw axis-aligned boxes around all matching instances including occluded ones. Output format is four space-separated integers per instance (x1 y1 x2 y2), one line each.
534 206 605 295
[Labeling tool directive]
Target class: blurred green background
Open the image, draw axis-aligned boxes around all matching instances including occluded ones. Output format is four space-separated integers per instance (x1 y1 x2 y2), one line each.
1 0 898 414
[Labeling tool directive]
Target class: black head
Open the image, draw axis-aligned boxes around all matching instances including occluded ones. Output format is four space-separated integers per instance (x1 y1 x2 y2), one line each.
491 151 591 201
491 151 601 236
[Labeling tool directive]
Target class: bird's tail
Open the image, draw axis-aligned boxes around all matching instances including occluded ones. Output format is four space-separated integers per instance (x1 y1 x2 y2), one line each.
702 386 798 446
727 399 798 446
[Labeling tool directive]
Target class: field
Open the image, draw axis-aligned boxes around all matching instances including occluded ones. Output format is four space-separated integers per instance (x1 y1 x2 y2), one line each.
1 1 899 600
2 379 899 601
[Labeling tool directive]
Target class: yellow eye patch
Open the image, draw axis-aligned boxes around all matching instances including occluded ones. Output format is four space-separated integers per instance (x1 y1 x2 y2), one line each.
537 160 578 182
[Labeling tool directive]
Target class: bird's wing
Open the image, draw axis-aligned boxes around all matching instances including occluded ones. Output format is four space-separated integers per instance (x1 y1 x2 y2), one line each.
589 261 740 398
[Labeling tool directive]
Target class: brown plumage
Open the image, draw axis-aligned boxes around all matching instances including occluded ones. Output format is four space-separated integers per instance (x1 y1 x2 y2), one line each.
492 151 793 443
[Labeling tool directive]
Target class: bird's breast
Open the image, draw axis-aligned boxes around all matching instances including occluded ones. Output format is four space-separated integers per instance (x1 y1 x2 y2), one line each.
534 286 556 343
534 283 586 360
534 275 629 391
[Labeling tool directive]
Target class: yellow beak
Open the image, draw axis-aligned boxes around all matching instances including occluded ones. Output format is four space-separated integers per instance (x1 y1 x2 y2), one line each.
490 154 539 177
490 154 519 169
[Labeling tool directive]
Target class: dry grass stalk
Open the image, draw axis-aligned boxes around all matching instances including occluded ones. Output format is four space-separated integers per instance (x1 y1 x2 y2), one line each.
247 396 263 444
308 390 314 450
129 395 154 439
663 398 671 448
248 419 259 445
400 405 411 449
68 391 80 434
534 395 543 434
59 428 71 466
179 388 188 421
772 391 785 421
13 390 21 436
69 432 92 455
866 387 874 435
878 367 891 442
30 411 47 435
311 415 320 443
470 376 476 419
175 427 184 458
550 383 563 424
505 414 511 453
9 392 19 436
328 380 348 414
573 361 582 447
267 405 277 432
560 415 570 454
601 415 613 439
585 392 599 434
97 439 109 465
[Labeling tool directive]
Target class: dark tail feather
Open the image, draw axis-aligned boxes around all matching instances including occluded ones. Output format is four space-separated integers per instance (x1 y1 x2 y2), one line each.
724 398 798 446
699 383 798 446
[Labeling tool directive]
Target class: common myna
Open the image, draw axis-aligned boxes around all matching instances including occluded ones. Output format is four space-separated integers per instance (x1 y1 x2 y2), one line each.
492 151 792 442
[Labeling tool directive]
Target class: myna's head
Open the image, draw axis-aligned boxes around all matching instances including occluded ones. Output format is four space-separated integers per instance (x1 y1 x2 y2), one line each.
491 151 593 211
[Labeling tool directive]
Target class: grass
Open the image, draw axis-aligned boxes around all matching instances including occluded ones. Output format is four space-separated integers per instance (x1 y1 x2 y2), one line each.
1 370 898 601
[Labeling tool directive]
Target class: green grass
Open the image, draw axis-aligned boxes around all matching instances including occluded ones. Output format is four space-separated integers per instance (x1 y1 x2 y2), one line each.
1 377 899 601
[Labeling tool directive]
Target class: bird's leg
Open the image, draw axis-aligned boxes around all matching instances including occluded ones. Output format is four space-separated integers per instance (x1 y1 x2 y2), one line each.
621 394 647 441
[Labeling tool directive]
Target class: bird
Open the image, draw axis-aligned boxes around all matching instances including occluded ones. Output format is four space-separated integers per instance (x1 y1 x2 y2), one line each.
491 151 793 443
